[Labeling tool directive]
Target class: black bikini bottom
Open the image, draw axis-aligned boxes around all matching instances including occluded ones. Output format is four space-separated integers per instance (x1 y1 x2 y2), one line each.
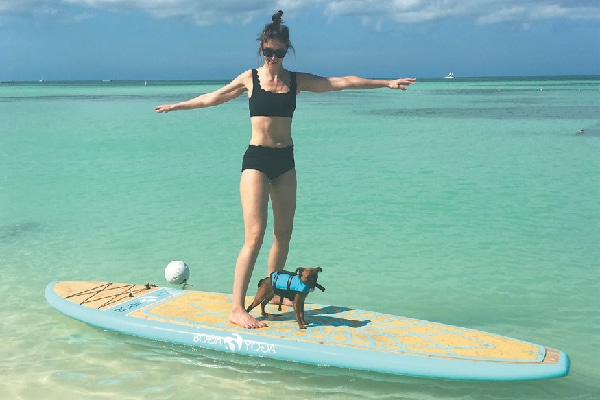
241 145 295 180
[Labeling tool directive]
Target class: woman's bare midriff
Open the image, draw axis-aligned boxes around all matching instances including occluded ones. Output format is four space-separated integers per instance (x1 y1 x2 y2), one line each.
250 116 293 147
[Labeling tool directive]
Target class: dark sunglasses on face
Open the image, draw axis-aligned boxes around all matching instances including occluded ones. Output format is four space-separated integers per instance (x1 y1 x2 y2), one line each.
262 47 287 58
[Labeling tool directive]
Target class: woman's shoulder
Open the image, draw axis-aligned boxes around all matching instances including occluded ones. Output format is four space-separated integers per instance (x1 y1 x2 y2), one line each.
295 71 325 81
228 69 254 86
295 72 328 92
237 69 254 79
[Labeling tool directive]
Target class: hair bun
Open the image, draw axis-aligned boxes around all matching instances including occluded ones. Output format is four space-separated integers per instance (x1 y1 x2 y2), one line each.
272 10 283 24
258 9 293 52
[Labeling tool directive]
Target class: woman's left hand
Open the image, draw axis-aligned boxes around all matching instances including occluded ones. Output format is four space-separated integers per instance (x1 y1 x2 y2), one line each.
389 78 416 90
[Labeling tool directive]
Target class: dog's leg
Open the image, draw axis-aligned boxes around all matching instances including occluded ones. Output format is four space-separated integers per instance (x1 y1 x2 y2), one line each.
260 291 274 316
246 298 260 313
246 278 270 313
294 294 308 329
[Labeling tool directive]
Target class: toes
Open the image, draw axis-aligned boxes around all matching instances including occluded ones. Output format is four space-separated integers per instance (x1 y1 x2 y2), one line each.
230 311 268 329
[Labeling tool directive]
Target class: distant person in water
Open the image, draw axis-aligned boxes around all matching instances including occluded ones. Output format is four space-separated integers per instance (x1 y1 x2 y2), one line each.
155 10 416 329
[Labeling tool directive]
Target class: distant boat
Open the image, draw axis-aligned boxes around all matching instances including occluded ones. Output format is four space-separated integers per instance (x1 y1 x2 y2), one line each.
444 72 455 79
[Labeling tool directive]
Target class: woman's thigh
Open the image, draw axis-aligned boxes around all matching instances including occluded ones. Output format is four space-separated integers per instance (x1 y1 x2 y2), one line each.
270 169 297 236
240 169 271 239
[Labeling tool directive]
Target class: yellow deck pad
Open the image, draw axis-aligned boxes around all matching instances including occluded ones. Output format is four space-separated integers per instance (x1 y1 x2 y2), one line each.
47 281 569 380
121 290 546 363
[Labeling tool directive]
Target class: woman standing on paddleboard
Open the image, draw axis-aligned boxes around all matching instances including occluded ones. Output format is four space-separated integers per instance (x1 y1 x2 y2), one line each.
155 10 415 329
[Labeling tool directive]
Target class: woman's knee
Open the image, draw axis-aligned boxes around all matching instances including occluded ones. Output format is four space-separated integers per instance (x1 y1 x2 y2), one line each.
244 229 266 251
273 225 293 244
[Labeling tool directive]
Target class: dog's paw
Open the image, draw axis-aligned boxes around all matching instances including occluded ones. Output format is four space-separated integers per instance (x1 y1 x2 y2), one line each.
298 320 310 329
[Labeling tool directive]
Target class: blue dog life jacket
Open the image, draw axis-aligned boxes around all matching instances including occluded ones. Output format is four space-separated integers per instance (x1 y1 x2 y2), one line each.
271 271 310 296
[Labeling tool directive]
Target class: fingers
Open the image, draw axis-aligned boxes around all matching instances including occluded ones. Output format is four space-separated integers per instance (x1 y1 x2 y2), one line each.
154 104 171 113
390 78 416 90
397 78 416 87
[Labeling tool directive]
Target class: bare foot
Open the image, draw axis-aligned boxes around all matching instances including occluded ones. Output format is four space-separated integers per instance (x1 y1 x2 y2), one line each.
270 295 294 307
230 308 267 329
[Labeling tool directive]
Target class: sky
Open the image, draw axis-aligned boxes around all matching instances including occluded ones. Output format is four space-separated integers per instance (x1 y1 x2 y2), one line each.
1 0 599 81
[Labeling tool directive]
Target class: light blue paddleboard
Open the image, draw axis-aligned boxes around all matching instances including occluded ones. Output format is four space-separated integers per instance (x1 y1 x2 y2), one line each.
45 281 569 381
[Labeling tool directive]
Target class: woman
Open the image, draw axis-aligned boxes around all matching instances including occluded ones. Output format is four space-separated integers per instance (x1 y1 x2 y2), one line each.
155 10 415 329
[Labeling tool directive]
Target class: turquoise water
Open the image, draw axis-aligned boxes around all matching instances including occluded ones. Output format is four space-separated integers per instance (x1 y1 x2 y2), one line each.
1 76 599 399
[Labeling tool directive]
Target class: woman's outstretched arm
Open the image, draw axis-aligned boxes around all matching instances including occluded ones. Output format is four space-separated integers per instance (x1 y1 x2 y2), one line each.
297 73 416 93
155 70 251 113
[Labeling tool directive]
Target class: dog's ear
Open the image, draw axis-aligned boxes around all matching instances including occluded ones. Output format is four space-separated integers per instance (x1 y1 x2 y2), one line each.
295 267 304 275
317 267 322 272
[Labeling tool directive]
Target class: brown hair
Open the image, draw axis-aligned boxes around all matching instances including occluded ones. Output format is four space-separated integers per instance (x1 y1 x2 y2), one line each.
257 10 294 54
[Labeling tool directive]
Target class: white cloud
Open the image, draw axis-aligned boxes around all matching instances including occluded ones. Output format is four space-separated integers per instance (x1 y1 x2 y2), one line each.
0 0 95 24
477 6 527 24
0 0 598 25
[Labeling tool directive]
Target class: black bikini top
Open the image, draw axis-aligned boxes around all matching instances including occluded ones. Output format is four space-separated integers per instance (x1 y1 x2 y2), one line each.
249 69 296 118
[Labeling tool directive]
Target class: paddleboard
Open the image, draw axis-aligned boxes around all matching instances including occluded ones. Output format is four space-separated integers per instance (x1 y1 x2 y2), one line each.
45 281 569 381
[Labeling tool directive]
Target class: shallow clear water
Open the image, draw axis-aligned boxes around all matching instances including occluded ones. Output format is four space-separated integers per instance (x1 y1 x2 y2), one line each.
1 77 598 399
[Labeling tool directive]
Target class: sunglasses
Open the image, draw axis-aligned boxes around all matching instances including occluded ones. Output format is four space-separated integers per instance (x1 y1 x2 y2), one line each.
262 47 287 58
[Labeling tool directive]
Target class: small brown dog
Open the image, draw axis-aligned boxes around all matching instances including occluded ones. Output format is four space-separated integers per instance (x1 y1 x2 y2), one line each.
246 267 325 329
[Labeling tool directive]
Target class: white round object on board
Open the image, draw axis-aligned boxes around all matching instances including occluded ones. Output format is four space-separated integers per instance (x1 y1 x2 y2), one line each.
164 261 190 285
